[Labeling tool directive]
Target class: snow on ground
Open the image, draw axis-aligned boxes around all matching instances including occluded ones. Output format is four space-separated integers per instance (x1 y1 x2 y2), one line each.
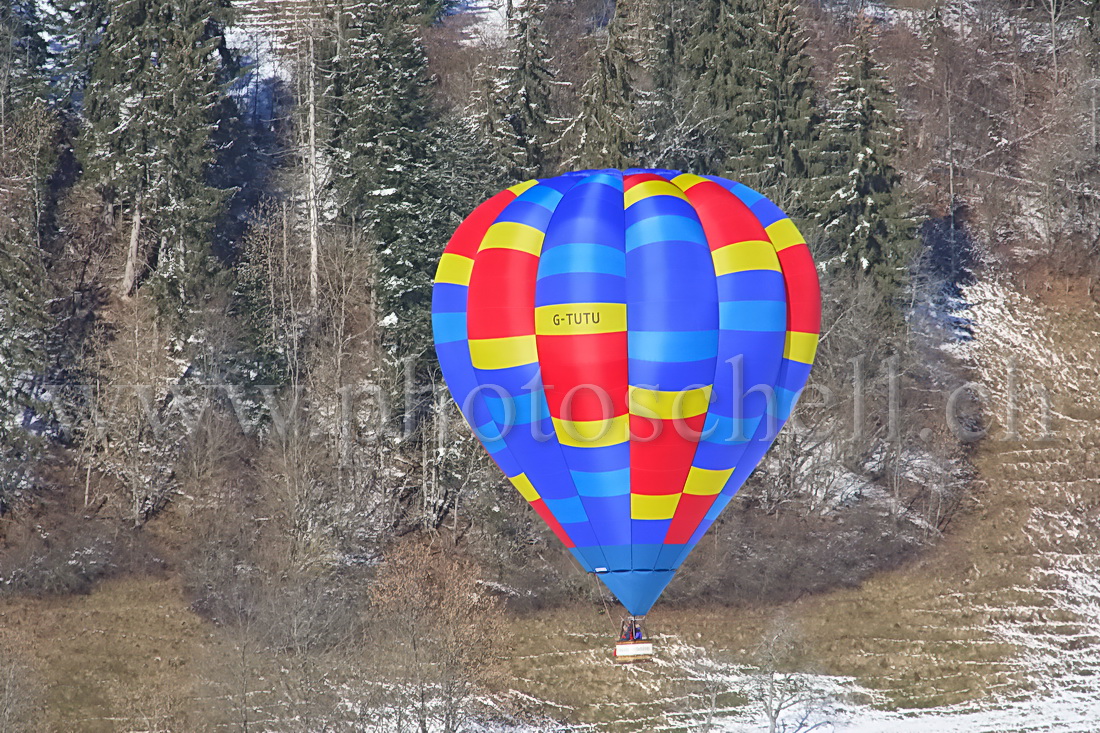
705 276 1100 732
697 662 1100 732
680 668 1100 732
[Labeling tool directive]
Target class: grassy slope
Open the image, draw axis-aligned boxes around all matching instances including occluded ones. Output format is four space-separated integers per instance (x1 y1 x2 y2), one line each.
0 577 214 731
3 276 1098 730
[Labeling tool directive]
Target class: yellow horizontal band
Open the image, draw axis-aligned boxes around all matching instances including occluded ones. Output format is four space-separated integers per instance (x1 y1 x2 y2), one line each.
712 240 782 275
629 385 712 420
632 492 681 520
553 415 629 448
469 334 538 370
434 252 474 286
784 331 819 364
766 218 806 252
682 466 733 496
480 221 544 257
535 302 626 336
509 473 540 502
624 180 689 209
671 173 709 192
509 180 538 196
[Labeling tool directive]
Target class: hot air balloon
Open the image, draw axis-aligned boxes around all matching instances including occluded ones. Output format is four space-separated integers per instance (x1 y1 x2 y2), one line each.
431 169 820 645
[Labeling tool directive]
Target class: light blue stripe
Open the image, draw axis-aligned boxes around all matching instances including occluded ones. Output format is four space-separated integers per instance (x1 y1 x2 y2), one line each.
630 541 670 570
628 357 716 390
538 242 626 278
625 215 707 252
627 330 718 362
484 392 550 426
689 440 741 470
703 494 733 520
718 300 787 331
575 172 623 190
475 421 508 452
518 184 565 210
543 496 589 524
572 469 630 497
431 312 467 344
701 414 762 444
624 195 698 223
594 543 632 570
626 167 682 178
495 200 555 230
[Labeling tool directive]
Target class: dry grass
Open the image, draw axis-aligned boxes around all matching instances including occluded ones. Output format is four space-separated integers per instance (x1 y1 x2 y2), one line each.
0 576 217 732
2 284 1097 731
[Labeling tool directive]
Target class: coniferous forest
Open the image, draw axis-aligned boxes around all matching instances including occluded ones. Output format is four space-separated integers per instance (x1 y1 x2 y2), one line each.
2 0 1100 729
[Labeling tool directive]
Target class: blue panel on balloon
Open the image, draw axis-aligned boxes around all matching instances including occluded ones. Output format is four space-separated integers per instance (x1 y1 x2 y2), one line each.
630 541 669 572
598 570 676 616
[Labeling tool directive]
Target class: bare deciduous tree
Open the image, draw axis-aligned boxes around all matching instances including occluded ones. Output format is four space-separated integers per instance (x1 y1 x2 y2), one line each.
368 539 509 733
752 618 832 733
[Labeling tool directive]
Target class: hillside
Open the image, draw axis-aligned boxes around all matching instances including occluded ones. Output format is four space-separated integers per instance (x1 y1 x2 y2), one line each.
3 0 1100 729
3 270 1098 730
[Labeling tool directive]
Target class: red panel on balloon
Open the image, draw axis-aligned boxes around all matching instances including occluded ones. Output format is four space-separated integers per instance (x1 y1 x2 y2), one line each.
777 244 822 335
538 333 629 421
623 173 666 190
468 249 539 339
445 189 519 259
629 414 705 495
683 181 768 248
665 493 718 544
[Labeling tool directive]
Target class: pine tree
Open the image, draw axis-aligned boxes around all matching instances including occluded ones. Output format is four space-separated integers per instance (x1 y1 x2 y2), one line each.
326 1 434 224
562 1 643 169
486 0 555 181
640 0 695 169
813 29 916 294
740 0 819 198
679 0 821 193
322 1 486 354
29 0 108 104
0 11 55 501
681 0 764 176
80 0 235 314
0 2 49 121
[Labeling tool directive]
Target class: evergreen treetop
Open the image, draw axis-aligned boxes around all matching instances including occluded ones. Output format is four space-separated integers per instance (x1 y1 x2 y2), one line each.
813 27 917 295
563 0 643 169
80 0 237 316
486 0 556 181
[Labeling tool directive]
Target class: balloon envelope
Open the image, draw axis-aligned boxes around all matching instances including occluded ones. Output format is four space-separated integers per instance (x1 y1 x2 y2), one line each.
432 169 821 615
